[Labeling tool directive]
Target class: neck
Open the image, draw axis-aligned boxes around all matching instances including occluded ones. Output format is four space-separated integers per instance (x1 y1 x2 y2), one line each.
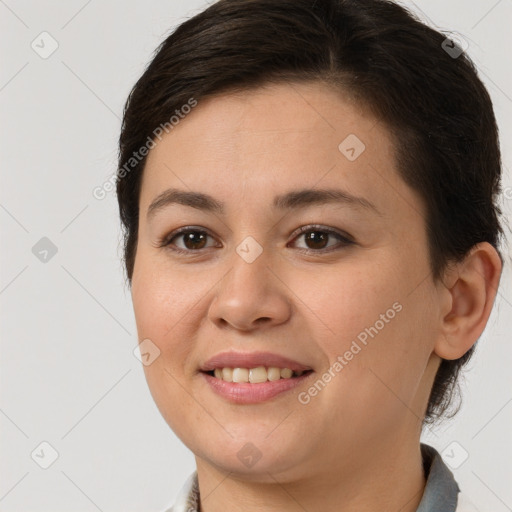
194 435 426 512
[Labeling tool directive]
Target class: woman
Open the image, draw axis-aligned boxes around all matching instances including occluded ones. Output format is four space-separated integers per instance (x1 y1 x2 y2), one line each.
116 1 505 510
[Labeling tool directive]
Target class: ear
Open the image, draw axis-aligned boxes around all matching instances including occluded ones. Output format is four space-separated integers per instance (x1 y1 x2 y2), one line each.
434 242 503 360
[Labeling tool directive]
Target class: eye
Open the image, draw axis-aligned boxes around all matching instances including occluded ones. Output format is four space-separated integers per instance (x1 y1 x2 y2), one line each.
289 225 354 253
160 227 219 254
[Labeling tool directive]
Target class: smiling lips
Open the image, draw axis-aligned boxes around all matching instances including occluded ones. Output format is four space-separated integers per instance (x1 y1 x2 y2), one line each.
200 351 314 403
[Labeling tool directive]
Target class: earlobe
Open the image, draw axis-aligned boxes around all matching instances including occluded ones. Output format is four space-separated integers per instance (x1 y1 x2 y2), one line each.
434 242 502 361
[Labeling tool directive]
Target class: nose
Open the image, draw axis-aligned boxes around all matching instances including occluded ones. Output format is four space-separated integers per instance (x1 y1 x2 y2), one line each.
207 245 292 332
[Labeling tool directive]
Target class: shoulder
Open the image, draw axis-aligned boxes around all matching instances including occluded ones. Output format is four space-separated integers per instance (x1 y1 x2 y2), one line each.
456 491 480 512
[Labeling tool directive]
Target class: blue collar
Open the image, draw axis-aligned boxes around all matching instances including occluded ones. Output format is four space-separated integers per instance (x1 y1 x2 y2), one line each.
416 443 460 511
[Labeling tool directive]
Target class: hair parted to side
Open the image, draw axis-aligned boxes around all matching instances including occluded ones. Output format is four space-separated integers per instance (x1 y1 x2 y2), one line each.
116 0 506 425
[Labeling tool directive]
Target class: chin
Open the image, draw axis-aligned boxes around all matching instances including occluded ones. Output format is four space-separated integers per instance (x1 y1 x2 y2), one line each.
192 433 311 480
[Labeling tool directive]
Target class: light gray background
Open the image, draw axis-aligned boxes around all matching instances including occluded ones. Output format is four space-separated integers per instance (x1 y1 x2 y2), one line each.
1 1 511 511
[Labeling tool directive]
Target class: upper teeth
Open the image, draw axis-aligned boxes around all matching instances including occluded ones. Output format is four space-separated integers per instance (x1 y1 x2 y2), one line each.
212 367 304 383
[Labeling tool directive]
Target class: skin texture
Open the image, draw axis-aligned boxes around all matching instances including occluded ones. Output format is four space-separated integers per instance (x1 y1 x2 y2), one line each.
130 81 502 512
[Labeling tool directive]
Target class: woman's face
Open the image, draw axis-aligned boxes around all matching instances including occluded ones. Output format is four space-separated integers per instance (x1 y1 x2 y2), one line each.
131 81 443 481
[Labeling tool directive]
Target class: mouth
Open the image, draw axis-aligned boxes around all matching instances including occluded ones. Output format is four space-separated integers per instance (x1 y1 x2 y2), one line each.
200 367 314 404
199 351 315 403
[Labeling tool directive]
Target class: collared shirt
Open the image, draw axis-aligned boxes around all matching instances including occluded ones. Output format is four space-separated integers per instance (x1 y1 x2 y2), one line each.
163 443 479 512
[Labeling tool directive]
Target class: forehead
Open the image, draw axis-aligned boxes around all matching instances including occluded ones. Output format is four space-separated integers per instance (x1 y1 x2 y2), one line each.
139 81 422 223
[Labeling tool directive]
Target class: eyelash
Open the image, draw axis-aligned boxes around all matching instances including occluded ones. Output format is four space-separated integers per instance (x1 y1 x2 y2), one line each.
158 225 354 255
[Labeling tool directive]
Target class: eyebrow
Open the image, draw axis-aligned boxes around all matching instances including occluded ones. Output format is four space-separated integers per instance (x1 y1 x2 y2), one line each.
146 187 381 219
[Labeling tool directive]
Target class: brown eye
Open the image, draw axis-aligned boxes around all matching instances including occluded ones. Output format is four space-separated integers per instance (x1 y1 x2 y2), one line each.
290 226 354 253
179 231 208 250
162 228 218 253
302 231 330 250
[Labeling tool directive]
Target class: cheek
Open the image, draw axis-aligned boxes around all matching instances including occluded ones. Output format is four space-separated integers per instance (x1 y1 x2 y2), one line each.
131 260 195 386
290 262 397 353
299 260 434 397
132 252 202 337
131 256 206 434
